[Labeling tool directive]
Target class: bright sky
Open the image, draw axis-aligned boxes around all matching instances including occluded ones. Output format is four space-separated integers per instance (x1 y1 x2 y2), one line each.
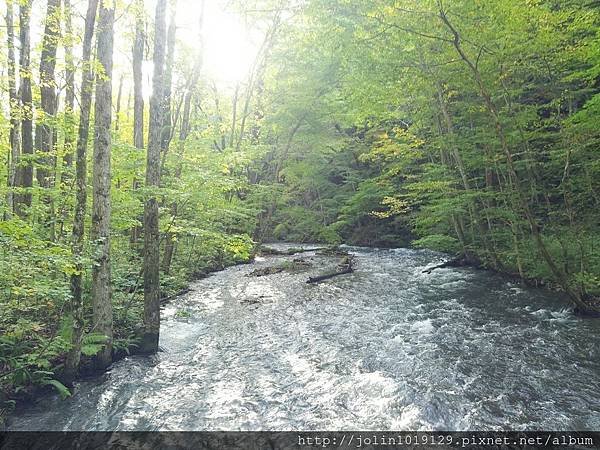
176 0 258 87
24 0 260 102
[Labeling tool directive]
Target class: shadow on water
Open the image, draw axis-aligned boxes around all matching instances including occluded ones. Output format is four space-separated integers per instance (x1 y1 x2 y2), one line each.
8 245 600 430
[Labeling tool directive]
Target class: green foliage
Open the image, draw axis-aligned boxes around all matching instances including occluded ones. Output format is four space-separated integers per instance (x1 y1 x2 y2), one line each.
413 235 461 254
80 334 109 357
41 379 71 400
1 0 600 415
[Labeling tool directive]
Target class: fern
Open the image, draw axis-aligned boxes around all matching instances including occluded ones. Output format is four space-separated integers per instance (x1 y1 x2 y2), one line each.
80 333 108 357
42 379 71 400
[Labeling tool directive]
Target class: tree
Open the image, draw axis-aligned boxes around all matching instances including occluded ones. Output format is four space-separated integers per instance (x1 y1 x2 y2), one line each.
130 0 145 247
141 0 167 354
161 0 177 154
15 0 34 215
90 0 115 369
132 0 145 150
35 0 61 241
162 0 204 275
4 0 20 218
65 0 100 381
62 0 75 169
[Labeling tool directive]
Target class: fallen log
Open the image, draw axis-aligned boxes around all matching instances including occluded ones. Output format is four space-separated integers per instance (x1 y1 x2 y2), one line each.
307 255 354 284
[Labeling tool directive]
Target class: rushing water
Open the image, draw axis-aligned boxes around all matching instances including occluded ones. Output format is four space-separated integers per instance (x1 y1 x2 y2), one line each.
8 246 600 431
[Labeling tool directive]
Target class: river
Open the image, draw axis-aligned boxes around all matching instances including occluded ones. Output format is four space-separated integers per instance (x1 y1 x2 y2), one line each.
7 245 600 430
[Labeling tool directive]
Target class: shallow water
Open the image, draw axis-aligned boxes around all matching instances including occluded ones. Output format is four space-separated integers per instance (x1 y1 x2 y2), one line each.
8 246 600 430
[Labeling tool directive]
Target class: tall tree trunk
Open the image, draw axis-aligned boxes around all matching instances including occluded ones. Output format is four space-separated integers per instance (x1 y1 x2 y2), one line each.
15 0 34 216
161 1 177 155
131 0 145 248
91 0 115 369
133 2 145 149
435 81 500 268
162 1 204 274
141 0 167 354
56 0 75 242
62 0 75 169
36 0 60 188
35 0 61 241
5 0 20 219
65 0 99 381
235 10 281 152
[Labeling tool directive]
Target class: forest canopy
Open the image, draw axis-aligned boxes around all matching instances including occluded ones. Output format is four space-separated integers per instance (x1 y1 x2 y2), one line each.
1 0 599 414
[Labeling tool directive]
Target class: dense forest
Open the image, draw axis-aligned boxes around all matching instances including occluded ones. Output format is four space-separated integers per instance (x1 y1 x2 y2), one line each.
1 0 599 417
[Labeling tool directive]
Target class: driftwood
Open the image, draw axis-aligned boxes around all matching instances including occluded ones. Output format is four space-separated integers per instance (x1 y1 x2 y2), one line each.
307 256 355 284
422 257 475 274
260 246 324 256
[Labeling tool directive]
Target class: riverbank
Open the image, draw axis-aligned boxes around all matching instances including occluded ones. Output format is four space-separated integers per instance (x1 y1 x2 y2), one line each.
0 239 256 426
6 245 600 430
418 251 600 317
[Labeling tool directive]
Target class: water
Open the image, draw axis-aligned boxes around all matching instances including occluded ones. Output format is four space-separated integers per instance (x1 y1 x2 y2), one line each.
8 246 600 430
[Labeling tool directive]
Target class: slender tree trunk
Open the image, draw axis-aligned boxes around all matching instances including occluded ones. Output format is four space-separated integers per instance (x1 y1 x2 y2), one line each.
36 0 60 189
435 81 500 268
35 0 61 241
56 0 75 242
133 5 145 149
235 13 280 152
65 0 99 381
91 0 115 369
62 0 75 169
162 0 204 275
131 0 145 248
5 0 20 219
229 84 239 147
161 1 177 154
114 73 124 132
141 0 167 354
15 0 34 215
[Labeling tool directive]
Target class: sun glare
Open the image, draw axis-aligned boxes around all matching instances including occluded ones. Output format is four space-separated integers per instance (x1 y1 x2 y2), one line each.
176 0 258 87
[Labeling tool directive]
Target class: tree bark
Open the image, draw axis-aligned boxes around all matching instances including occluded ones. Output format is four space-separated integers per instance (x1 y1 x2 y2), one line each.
36 0 60 189
114 73 124 132
62 0 75 169
160 1 177 154
141 0 167 354
15 0 34 215
65 0 99 381
91 0 115 369
131 0 145 248
5 0 20 219
132 4 145 149
35 0 61 241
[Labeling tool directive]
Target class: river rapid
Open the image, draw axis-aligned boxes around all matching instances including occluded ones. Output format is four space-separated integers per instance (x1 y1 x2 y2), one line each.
8 245 600 430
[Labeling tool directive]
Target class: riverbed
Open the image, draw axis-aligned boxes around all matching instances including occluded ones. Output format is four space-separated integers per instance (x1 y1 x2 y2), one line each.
8 245 600 430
